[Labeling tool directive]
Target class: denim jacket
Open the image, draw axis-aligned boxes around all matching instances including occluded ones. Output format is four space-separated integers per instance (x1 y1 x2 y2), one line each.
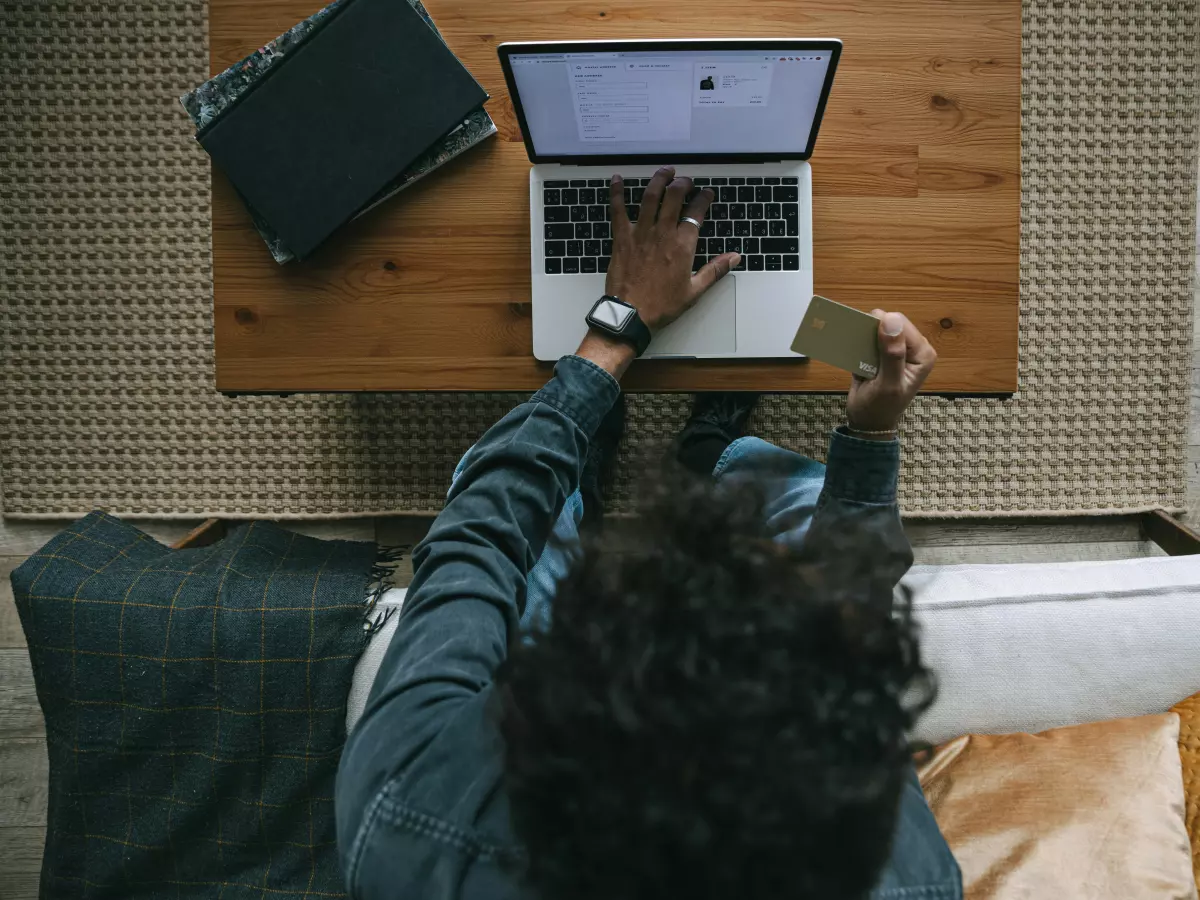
336 356 962 900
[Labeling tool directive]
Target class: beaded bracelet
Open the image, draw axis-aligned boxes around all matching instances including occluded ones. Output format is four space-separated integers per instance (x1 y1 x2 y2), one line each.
845 423 899 437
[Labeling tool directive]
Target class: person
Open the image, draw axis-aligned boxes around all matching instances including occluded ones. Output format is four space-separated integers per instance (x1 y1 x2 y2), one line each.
336 166 962 900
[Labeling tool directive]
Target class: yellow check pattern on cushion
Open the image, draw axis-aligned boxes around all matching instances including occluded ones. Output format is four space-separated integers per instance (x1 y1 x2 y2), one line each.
10 512 373 899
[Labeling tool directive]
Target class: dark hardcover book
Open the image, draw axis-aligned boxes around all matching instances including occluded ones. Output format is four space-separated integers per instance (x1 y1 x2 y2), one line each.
199 0 488 260
180 0 496 264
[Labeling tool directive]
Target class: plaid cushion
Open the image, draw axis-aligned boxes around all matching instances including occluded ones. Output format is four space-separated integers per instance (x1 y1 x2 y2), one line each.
11 512 373 899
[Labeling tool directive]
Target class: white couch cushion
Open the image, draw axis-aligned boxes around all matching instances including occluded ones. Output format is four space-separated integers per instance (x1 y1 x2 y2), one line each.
347 588 407 733
909 554 1200 745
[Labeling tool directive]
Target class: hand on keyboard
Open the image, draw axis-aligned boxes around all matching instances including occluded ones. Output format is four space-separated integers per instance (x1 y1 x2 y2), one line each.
603 165 741 334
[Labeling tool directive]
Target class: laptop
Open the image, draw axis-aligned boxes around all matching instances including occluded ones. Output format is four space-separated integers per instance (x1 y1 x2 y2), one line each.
498 39 842 360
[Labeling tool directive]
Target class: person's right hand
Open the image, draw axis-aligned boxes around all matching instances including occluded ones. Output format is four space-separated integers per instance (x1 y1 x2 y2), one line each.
844 310 937 434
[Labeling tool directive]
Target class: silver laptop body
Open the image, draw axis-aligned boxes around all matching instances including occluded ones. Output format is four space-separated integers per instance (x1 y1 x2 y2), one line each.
499 38 842 360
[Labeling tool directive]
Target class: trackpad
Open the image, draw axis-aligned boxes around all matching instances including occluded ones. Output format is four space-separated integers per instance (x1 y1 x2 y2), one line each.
645 275 737 357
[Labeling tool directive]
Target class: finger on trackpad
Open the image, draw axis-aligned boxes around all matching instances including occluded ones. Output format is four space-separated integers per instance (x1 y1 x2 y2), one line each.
645 276 736 356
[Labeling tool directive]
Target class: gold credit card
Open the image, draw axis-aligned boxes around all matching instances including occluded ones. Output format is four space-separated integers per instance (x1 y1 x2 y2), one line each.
790 295 881 379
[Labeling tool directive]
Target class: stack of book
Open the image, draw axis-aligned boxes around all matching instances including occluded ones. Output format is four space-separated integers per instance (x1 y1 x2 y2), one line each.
180 0 496 263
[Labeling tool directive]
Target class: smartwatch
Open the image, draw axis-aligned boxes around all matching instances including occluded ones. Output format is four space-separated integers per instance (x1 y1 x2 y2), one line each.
585 295 652 358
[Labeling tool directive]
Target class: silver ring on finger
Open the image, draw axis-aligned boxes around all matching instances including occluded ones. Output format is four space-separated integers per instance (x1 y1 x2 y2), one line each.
679 216 702 229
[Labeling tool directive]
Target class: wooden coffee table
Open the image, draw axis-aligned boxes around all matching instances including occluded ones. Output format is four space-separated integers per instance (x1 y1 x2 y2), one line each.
210 0 1019 394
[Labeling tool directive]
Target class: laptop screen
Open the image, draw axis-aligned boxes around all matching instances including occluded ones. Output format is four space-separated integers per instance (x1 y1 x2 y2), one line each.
501 42 840 162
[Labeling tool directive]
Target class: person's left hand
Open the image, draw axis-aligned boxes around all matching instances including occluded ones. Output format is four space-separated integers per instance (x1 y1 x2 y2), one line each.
603 165 741 333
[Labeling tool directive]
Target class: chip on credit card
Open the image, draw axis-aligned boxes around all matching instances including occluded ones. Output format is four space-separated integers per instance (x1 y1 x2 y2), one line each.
790 295 881 380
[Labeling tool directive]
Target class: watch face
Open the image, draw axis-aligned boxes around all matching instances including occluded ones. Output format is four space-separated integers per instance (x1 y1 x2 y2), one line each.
591 299 636 331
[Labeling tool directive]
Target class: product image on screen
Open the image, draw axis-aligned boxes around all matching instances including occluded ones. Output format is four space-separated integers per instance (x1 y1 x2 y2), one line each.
508 48 834 157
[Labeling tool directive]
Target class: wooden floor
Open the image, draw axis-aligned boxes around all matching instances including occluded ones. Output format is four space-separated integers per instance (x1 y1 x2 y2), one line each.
0 203 1195 900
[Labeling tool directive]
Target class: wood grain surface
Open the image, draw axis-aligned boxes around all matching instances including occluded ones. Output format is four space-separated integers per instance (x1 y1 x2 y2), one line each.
210 0 1020 393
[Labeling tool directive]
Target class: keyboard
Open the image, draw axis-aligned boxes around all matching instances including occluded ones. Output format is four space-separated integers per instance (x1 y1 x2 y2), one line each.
541 175 802 276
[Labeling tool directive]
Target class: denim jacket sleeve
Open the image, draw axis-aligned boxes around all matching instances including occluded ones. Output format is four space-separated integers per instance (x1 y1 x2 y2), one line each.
809 430 963 900
805 427 914 586
336 355 619 899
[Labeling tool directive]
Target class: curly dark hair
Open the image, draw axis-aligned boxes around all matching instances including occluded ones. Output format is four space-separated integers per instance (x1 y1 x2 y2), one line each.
497 472 934 900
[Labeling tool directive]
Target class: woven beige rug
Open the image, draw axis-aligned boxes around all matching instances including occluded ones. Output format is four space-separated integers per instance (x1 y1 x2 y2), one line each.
1 0 1197 519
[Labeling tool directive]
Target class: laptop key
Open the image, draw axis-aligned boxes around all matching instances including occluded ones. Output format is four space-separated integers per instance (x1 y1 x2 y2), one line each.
581 257 598 273
719 186 737 202
570 179 588 187
782 176 799 185
769 220 786 236
588 178 606 187
544 189 560 205
725 237 742 254
693 255 707 272
545 206 569 223
588 205 606 221
765 254 782 271
774 186 799 202
762 238 799 254
744 237 759 253
545 224 573 240
710 177 728 185
717 221 733 237
751 220 768 236
693 177 711 186
632 188 645 203
746 176 763 185
730 203 746 219
593 221 610 239
700 220 715 237
755 186 772 203
597 187 609 203
748 203 764 219
783 255 800 271
584 240 601 256
708 237 725 254
545 180 569 188
570 206 588 222
748 254 765 270
732 254 747 271
783 204 800 234
728 177 746 185
598 256 611 273
561 188 578 205
710 203 728 220
567 240 583 256
627 205 640 221
545 258 562 274
601 239 613 256
737 186 754 202
579 188 596 204
766 202 782 218
563 257 580 273
734 220 751 237
575 222 592 239
764 176 781 184
545 241 566 257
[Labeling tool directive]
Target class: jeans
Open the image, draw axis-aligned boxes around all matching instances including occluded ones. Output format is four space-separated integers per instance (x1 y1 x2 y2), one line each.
453 436 828 634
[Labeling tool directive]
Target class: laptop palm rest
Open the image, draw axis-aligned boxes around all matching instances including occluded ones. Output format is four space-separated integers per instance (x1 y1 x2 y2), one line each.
645 275 737 357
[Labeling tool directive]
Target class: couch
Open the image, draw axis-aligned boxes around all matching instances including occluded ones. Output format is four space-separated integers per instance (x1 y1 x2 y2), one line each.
346 517 1200 743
